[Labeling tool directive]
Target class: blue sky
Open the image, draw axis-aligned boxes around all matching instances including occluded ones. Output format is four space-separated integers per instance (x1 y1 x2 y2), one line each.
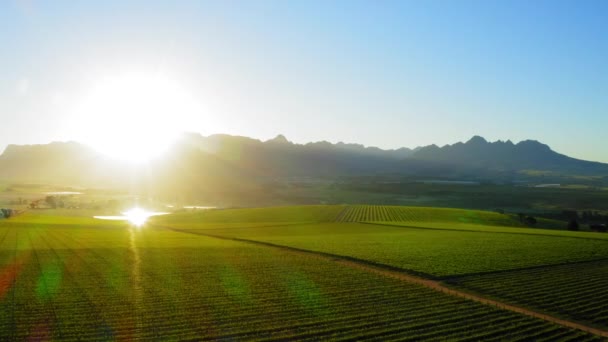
1 0 607 161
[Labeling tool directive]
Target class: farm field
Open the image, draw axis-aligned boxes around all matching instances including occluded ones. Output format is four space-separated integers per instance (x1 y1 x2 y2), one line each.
1 206 607 339
0 219 599 340
374 221 608 240
164 205 344 227
447 260 608 330
155 204 608 335
173 222 608 277
335 205 520 226
159 204 521 227
160 204 569 231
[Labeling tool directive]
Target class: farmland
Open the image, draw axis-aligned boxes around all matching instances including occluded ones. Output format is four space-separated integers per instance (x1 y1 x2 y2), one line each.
448 260 608 330
1 205 607 339
0 219 599 340
155 204 608 336
335 205 520 226
165 205 344 227
172 222 608 277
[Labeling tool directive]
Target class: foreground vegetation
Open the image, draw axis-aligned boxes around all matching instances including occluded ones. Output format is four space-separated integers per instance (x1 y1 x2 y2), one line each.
448 260 608 330
1 220 598 340
179 222 608 277
155 204 608 336
1 205 607 339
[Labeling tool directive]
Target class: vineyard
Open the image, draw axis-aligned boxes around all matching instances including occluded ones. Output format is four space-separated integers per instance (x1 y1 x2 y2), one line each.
1 206 607 339
0 223 598 340
157 205 522 227
335 205 519 226
448 260 608 330
194 222 608 276
156 205 344 227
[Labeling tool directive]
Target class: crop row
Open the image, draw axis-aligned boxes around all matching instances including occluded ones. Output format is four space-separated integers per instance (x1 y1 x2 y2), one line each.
0 225 601 341
448 260 608 330
335 205 516 226
155 205 345 226
201 222 608 277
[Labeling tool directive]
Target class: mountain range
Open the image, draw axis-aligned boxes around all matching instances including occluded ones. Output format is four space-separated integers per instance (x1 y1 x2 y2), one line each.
0 133 606 201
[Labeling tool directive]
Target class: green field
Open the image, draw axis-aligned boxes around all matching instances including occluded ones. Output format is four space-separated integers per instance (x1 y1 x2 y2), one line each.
168 222 608 277
155 204 608 335
372 220 608 240
1 220 598 340
447 260 608 329
335 205 520 226
165 205 344 226
1 205 607 339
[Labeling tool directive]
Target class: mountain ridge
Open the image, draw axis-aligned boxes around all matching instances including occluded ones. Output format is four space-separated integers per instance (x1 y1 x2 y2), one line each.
410 135 605 174
0 134 606 190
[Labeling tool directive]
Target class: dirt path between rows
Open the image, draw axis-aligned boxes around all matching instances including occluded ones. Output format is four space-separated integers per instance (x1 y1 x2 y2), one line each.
336 260 608 338
159 225 608 338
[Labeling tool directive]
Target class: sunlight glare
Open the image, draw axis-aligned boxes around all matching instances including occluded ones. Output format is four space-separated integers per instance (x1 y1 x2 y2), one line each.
69 70 204 163
123 207 152 227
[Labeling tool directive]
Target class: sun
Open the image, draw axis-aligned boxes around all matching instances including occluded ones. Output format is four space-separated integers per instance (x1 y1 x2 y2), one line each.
121 207 169 227
123 207 151 227
70 70 203 163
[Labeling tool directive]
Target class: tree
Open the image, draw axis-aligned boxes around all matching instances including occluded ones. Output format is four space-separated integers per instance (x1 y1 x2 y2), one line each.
524 216 537 226
518 213 525 223
567 219 579 231
45 196 58 209
561 210 578 220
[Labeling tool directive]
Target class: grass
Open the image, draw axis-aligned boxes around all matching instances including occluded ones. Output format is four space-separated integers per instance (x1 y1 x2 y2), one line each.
0 219 596 340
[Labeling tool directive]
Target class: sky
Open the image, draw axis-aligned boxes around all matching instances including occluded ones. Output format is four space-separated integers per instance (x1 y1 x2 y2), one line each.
1 0 607 162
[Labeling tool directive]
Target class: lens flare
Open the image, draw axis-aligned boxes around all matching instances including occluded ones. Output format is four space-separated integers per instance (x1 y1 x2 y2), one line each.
123 208 152 227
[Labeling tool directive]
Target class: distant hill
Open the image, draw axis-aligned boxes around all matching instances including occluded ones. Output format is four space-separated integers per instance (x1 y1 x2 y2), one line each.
0 142 126 186
409 136 608 175
177 132 413 177
0 134 606 198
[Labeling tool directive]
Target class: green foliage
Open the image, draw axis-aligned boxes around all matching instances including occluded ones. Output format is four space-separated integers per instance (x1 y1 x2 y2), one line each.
154 205 344 227
183 222 608 277
375 221 608 239
3 207 607 339
333 181 608 212
336 205 520 226
0 222 594 340
449 260 608 329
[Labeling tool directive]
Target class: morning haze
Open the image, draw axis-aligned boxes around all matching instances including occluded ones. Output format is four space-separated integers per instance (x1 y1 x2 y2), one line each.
1 1 608 341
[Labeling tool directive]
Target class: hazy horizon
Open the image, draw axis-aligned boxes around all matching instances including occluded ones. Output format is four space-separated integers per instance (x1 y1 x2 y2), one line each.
2 132 605 165
1 1 607 162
